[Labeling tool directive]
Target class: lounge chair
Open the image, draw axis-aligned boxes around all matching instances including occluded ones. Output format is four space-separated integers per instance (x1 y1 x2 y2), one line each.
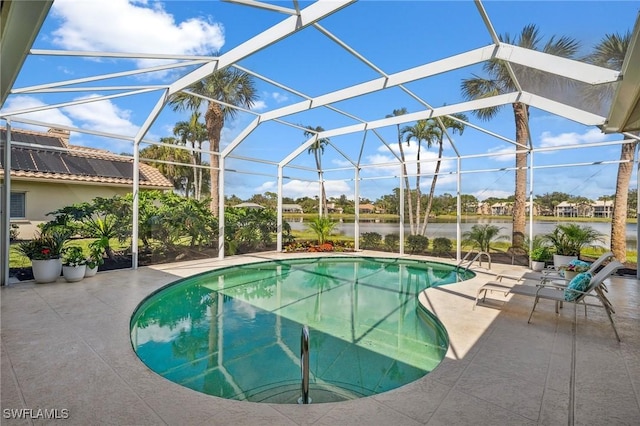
509 260 624 341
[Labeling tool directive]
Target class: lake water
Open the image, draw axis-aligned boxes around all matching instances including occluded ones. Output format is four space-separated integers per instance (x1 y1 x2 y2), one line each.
287 218 638 249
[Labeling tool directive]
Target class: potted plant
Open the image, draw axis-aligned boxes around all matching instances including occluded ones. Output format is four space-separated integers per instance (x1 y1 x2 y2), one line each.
62 246 86 282
84 237 107 277
559 260 591 281
16 229 69 283
529 246 552 272
544 224 605 268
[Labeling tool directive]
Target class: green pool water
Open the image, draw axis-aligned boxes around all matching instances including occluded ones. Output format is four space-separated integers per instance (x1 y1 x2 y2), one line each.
130 257 474 403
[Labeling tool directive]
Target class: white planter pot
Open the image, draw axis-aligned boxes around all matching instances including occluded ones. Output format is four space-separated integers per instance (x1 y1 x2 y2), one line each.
553 254 578 269
31 259 62 283
63 265 86 282
84 265 98 277
530 260 545 272
563 270 579 281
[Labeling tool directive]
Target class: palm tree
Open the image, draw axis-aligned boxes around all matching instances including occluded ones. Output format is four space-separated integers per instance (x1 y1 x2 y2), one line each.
462 224 508 253
585 31 634 262
386 108 415 234
420 113 467 235
461 24 579 248
400 119 439 234
169 68 258 216
303 126 331 216
173 112 208 199
139 137 193 193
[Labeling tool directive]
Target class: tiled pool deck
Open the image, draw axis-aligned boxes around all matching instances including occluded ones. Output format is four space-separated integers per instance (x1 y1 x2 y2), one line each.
1 251 638 425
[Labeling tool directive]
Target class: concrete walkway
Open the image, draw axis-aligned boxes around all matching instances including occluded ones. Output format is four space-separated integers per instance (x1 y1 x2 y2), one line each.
1 252 638 425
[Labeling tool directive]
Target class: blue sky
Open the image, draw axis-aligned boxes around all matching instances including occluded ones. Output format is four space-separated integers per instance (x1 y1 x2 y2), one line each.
2 0 639 202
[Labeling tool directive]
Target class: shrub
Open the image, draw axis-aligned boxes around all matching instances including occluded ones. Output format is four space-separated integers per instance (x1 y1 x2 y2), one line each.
407 235 429 254
361 232 382 249
307 216 337 245
384 233 400 251
462 224 507 252
432 237 452 256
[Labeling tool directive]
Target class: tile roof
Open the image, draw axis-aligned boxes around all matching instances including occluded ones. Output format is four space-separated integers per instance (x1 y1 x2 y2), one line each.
0 127 173 189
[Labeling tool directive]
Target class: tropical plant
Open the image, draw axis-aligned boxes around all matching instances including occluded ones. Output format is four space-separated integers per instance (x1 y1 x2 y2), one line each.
384 233 400 251
419 114 467 235
461 24 580 248
432 237 453 256
173 112 208 199
462 224 508 252
169 67 258 216
387 108 414 232
16 228 70 260
86 237 108 269
407 235 429 254
585 30 635 262
543 223 605 257
529 246 552 262
62 246 86 267
307 216 337 245
140 137 199 194
360 232 382 249
400 119 439 235
303 126 331 216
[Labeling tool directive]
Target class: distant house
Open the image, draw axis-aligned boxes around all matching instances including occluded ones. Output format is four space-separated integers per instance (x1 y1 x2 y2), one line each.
592 200 613 218
554 201 592 218
232 202 264 209
282 203 303 214
359 203 377 214
491 202 512 216
326 202 343 214
476 202 492 215
1 127 173 238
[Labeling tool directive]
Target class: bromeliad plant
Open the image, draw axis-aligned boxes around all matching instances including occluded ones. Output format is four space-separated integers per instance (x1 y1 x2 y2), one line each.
86 237 108 269
16 228 70 260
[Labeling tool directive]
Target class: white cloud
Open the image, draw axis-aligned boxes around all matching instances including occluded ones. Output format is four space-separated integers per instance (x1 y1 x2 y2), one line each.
271 92 289 103
252 100 268 111
1 96 73 128
256 179 351 199
51 0 224 70
62 95 139 137
538 128 607 149
486 145 515 162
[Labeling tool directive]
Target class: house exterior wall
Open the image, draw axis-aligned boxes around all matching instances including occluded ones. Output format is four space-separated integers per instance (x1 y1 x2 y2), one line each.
9 180 132 239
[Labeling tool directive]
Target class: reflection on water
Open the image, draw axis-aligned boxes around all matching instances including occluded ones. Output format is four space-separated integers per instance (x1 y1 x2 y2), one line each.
131 258 472 403
287 218 637 248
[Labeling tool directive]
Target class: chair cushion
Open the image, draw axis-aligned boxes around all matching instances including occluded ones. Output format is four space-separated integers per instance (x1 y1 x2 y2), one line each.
568 259 591 269
564 272 593 301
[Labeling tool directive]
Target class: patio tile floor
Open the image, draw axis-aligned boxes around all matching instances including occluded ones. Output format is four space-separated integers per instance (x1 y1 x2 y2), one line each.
1 252 638 425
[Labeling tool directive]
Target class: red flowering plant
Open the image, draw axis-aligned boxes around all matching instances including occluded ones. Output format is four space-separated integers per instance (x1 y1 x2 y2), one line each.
16 229 69 260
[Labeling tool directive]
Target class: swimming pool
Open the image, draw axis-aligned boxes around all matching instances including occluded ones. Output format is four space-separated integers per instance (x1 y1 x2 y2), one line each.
130 257 474 403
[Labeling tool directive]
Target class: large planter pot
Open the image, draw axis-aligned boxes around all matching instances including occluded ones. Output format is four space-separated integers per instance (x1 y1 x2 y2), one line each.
553 254 578 269
84 265 98 277
31 259 62 283
62 265 86 282
530 260 546 272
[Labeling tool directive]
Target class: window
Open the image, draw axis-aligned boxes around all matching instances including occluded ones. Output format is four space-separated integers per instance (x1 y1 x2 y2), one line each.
10 192 25 218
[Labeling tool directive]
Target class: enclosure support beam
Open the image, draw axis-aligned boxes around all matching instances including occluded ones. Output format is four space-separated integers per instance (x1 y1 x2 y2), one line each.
637 142 639 280
354 168 360 251
218 156 226 259
399 167 404 256
1 121 11 286
529 152 535 256
277 166 284 252
456 157 462 263
132 141 140 269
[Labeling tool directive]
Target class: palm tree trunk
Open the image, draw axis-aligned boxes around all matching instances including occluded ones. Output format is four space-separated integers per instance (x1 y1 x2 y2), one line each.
512 102 529 248
205 103 224 217
415 144 422 232
421 140 443 235
397 128 415 235
610 140 637 262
